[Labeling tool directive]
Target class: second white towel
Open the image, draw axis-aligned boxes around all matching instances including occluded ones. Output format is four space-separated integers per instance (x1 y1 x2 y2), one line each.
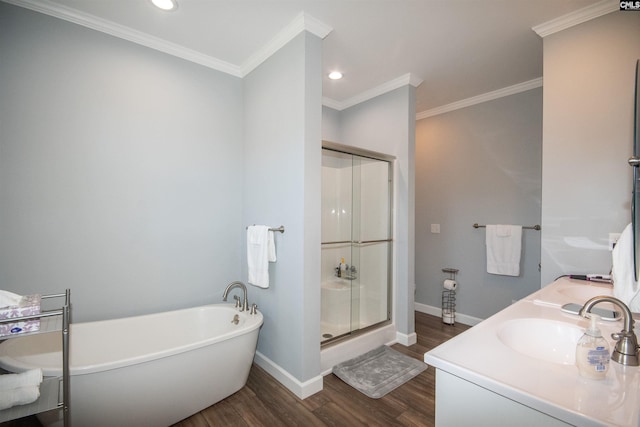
247 225 276 288
0 369 43 410
486 224 522 276
612 223 640 311
0 385 40 410
0 369 42 391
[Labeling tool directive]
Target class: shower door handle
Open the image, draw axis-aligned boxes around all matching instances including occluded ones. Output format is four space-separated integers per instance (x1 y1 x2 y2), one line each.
322 239 392 245
355 239 392 244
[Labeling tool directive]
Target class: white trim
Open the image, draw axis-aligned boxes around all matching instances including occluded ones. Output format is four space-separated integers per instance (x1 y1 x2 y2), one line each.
416 77 543 120
323 73 423 111
414 302 483 327
396 331 417 346
321 97 344 111
254 350 324 399
4 0 243 76
301 12 334 39
3 0 332 78
241 12 333 76
532 0 618 38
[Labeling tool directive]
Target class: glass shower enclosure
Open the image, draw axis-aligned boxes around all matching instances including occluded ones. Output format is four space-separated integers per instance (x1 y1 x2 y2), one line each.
321 145 392 344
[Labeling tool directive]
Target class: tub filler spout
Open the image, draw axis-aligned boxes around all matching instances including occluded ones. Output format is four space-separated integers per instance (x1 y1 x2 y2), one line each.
223 281 249 312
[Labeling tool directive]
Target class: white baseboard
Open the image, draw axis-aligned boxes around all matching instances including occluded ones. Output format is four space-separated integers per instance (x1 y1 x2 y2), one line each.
253 306 479 400
396 331 417 346
414 302 483 326
254 351 323 399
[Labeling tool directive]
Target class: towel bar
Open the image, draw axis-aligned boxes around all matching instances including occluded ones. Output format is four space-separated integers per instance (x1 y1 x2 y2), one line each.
246 225 285 233
473 223 540 231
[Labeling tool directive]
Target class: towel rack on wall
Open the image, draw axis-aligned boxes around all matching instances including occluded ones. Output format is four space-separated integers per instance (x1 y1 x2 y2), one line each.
473 223 541 231
246 225 285 233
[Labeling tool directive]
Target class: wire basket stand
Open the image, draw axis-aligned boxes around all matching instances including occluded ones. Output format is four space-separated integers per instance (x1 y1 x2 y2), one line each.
441 268 458 325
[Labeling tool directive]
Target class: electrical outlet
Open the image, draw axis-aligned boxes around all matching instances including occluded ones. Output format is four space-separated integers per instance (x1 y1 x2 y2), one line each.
431 224 440 233
609 233 621 251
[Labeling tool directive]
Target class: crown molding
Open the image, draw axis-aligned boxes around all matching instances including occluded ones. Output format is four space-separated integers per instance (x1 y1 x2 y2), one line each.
301 12 334 40
323 73 423 111
240 12 333 77
322 97 344 111
4 0 333 78
416 77 543 120
532 0 618 38
5 0 243 76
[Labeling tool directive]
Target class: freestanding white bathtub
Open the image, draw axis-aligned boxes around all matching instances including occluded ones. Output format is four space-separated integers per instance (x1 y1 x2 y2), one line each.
0 304 263 427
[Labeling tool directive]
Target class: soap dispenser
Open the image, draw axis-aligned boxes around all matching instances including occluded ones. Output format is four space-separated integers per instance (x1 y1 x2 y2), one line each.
575 314 610 380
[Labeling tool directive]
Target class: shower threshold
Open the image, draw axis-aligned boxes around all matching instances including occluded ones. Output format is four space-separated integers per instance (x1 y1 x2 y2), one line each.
320 319 392 347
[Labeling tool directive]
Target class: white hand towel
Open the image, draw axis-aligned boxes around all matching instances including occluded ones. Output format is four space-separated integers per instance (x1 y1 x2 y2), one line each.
0 385 40 410
486 224 522 276
267 229 276 263
0 369 43 391
496 224 511 237
247 225 276 288
612 223 640 311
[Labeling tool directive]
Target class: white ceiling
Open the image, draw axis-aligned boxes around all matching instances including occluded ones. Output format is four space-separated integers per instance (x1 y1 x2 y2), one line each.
11 0 610 114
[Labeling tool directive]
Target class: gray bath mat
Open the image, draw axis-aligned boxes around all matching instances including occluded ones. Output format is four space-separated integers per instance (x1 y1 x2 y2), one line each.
332 345 427 399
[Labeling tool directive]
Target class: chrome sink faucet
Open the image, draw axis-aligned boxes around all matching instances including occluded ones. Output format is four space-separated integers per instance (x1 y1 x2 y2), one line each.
579 296 639 366
222 281 249 312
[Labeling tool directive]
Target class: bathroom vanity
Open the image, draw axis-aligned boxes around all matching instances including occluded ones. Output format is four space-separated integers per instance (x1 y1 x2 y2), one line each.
424 277 640 427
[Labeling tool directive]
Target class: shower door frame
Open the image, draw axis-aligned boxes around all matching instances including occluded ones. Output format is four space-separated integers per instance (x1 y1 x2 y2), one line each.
321 140 395 346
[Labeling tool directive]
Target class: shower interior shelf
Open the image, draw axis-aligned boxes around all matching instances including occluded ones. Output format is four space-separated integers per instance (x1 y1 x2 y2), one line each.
0 290 71 426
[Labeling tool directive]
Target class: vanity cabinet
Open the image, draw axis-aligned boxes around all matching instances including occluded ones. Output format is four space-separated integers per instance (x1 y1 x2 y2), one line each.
425 278 640 427
435 370 571 426
0 290 71 427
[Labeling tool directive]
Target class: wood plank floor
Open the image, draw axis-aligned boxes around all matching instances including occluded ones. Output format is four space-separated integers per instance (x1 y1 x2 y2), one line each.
172 312 470 427
1 312 469 427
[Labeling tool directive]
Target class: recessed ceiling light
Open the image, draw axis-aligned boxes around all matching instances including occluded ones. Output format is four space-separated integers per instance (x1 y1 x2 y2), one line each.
151 0 178 11
328 71 343 80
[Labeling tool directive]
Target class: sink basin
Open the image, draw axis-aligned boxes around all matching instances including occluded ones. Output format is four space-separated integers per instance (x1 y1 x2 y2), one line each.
497 318 584 365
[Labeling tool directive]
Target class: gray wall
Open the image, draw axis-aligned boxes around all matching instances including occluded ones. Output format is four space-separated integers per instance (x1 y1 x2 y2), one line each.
541 11 640 285
243 31 323 383
415 88 542 320
0 2 415 393
0 3 244 321
1 2 328 389
321 107 341 144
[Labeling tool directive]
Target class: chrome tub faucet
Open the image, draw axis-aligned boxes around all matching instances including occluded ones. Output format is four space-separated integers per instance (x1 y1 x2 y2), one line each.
222 281 249 312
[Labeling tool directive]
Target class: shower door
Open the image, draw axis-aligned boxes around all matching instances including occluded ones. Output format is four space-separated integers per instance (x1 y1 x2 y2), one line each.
321 147 392 344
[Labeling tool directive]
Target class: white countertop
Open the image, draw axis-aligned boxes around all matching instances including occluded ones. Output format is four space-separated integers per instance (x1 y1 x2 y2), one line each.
424 277 640 427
